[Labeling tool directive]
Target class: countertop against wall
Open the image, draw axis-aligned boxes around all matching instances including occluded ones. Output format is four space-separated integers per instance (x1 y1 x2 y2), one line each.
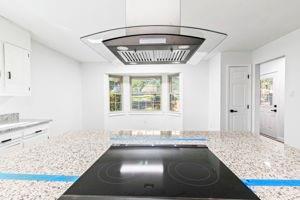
0 113 52 134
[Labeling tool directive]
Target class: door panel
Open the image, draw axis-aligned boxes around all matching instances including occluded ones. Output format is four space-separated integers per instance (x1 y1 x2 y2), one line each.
232 85 247 106
228 67 250 132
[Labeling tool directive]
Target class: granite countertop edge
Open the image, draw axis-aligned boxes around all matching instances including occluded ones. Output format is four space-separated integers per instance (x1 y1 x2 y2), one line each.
0 119 52 134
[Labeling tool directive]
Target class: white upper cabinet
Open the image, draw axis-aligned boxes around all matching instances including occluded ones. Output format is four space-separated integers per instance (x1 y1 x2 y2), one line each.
4 43 31 95
0 17 31 96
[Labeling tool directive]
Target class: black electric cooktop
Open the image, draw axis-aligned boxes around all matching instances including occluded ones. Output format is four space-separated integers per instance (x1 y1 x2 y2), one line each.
59 145 260 200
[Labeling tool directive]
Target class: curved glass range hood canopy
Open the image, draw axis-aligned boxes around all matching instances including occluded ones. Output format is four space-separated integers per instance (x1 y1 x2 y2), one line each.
81 25 227 65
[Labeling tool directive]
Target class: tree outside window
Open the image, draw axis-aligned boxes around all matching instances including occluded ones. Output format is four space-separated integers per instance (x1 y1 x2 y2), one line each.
109 76 122 111
260 78 273 106
131 77 161 111
169 74 180 112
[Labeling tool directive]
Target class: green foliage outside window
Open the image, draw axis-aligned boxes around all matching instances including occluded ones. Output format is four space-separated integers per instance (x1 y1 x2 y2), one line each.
131 77 161 111
169 74 180 112
260 78 273 106
109 76 122 111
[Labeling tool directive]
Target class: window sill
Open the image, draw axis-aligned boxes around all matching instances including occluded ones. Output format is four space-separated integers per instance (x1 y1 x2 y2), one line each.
128 112 164 116
166 112 181 117
107 111 182 117
108 112 126 117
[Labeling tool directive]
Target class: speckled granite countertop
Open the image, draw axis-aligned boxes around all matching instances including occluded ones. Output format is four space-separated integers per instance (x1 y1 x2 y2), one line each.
0 130 299 200
0 119 52 134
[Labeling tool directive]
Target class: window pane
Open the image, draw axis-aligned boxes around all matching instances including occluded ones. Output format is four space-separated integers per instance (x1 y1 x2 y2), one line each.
154 102 161 110
260 78 273 106
169 74 180 112
109 76 122 111
170 75 179 93
116 103 122 111
115 94 122 103
131 77 161 94
131 77 161 111
110 103 115 111
110 94 115 102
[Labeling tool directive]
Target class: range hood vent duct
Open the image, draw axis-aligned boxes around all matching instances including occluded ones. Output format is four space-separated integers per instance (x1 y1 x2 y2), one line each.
81 0 227 65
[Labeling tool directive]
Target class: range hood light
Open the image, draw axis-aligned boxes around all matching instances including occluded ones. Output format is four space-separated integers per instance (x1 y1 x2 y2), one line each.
139 37 166 44
178 45 190 50
130 62 137 65
117 46 129 51
172 61 180 64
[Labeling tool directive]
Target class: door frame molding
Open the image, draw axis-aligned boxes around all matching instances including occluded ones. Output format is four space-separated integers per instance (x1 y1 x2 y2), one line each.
225 65 252 132
253 56 286 138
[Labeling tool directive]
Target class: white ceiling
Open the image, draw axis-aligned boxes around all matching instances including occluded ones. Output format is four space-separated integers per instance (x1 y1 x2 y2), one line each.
0 0 300 62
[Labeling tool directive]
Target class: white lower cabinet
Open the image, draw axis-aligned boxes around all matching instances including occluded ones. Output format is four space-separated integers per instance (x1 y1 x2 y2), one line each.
0 123 50 152
0 141 22 153
0 129 23 152
23 129 48 148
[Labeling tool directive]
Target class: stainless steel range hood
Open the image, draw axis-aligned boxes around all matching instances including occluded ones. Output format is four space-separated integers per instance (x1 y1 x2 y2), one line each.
102 33 205 65
81 0 227 65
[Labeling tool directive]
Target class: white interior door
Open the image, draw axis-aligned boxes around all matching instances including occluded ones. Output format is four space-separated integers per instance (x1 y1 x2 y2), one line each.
260 72 279 139
228 66 251 132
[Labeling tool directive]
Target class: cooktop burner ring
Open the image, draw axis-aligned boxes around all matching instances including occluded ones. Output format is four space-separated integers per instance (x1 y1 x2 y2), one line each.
167 162 219 187
174 162 211 181
96 162 138 184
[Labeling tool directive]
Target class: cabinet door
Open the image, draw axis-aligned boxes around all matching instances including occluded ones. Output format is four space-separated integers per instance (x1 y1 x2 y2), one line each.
0 42 4 91
4 43 30 95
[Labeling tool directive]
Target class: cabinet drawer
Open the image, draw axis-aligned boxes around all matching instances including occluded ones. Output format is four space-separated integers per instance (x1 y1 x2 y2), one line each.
23 124 49 136
0 140 22 152
23 131 48 147
0 130 23 143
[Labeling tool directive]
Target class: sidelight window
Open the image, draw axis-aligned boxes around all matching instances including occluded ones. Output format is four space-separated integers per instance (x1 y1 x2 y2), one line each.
109 76 123 111
169 74 180 112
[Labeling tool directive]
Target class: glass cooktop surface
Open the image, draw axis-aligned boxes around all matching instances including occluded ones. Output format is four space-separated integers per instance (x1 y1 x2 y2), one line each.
60 145 259 200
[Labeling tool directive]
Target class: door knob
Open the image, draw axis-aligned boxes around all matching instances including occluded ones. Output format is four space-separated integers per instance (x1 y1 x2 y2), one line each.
271 109 277 112
230 109 238 113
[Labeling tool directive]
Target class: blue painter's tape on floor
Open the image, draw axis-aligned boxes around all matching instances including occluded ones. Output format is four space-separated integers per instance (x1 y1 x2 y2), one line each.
243 179 300 187
0 173 299 187
0 172 79 182
110 137 207 141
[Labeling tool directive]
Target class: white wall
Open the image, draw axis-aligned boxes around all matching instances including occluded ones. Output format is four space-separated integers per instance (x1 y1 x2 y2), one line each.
208 53 221 130
252 28 300 149
0 16 30 50
81 62 209 131
0 40 82 134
